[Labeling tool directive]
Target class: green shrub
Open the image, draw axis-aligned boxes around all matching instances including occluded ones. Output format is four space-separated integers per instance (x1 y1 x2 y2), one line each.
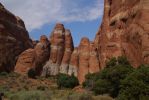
0 71 8 76
57 73 79 89
93 79 111 95
117 65 149 100
106 57 117 68
37 85 47 91
27 68 36 79
83 72 100 89
83 56 133 97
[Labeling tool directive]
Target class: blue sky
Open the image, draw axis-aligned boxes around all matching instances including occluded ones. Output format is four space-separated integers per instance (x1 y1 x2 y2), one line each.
1 0 104 46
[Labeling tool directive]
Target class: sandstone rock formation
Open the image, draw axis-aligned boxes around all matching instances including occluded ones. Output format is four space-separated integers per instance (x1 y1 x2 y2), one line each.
89 42 100 73
60 29 74 74
68 47 79 77
15 49 36 74
0 3 32 72
15 35 50 75
77 38 100 84
95 0 149 68
78 37 90 84
34 35 50 75
2 0 149 84
42 23 74 76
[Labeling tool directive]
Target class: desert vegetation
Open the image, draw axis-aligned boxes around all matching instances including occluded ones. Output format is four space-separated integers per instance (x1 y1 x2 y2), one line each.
83 56 149 100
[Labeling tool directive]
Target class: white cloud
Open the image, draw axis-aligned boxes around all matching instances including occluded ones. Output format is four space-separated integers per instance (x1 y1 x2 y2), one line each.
0 0 104 31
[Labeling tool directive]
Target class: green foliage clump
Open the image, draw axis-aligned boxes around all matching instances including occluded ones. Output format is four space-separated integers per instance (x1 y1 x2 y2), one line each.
117 64 149 100
27 68 36 79
0 71 8 77
57 73 79 89
37 85 48 91
83 56 133 97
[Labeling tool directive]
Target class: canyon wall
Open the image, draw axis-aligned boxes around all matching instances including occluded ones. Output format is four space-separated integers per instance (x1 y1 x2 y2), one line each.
0 3 32 72
95 0 149 68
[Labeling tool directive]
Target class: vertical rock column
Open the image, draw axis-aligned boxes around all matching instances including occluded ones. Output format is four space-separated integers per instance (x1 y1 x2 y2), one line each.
60 29 74 74
42 23 65 76
68 47 79 77
89 42 100 73
34 35 50 75
78 37 90 84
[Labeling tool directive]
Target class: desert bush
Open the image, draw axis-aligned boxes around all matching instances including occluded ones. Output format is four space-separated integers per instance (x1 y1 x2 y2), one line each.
0 71 8 77
117 65 149 100
57 73 79 89
83 56 133 97
27 68 36 79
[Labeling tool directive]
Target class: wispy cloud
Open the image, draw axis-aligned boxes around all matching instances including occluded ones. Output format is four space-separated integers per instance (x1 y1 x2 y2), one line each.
1 0 104 31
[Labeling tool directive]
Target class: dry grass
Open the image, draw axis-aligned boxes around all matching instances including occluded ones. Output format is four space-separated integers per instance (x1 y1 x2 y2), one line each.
0 73 114 100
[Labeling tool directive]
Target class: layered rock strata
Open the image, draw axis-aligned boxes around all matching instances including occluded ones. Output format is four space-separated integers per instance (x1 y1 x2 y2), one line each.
15 35 50 75
42 24 74 76
95 0 149 68
0 3 32 72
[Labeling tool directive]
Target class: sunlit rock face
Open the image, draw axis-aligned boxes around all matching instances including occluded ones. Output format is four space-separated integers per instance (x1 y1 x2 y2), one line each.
42 23 74 76
60 29 74 74
15 35 50 75
89 42 100 73
77 37 90 84
15 49 36 74
77 38 100 84
0 3 32 72
68 47 79 77
95 0 149 68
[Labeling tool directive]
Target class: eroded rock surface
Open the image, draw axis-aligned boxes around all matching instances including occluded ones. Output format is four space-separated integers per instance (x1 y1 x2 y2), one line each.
95 0 149 68
42 23 74 76
0 3 32 72
15 35 50 75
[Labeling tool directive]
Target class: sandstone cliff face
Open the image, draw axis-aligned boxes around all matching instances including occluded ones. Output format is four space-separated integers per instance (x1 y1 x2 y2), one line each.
95 0 149 68
0 3 32 72
15 35 50 75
